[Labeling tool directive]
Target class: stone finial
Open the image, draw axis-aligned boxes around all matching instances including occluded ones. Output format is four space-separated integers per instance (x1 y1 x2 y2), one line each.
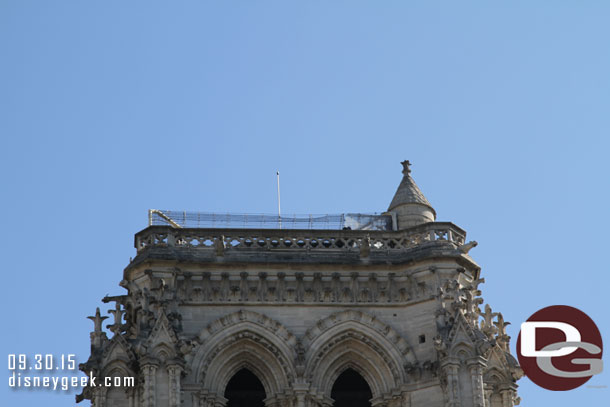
494 313 511 337
87 307 108 334
87 307 109 349
107 302 125 335
401 160 412 175
479 304 499 337
495 313 512 351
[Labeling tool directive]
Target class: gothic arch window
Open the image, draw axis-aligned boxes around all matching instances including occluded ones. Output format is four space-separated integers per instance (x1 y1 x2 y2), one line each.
330 368 372 407
224 368 266 407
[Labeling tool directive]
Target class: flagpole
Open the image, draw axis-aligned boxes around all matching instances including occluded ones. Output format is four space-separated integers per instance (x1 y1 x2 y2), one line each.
276 171 282 229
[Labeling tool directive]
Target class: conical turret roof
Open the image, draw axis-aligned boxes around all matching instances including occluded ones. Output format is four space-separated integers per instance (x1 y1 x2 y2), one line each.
388 160 435 214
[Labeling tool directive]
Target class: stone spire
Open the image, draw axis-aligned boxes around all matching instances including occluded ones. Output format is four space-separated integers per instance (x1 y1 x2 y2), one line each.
388 160 436 229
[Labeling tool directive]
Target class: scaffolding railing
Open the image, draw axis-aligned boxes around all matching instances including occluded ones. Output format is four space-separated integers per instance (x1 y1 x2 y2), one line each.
148 210 393 231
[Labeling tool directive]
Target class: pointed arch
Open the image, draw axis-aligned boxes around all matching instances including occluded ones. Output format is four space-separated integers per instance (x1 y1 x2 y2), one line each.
224 368 266 407
331 368 373 407
100 335 136 377
303 310 414 398
188 310 297 398
484 367 508 385
451 341 475 361
484 345 519 383
140 311 181 361
99 337 136 407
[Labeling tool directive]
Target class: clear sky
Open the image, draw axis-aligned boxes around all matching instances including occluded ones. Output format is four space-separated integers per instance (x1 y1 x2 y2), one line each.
1 1 609 406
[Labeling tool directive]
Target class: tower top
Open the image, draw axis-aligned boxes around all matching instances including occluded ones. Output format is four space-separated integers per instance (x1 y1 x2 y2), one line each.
388 160 436 229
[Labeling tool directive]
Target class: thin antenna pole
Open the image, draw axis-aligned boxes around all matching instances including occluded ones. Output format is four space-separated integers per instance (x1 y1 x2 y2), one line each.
276 171 282 229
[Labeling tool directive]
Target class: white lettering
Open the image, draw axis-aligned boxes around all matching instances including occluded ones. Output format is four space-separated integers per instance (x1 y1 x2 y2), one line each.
521 322 580 357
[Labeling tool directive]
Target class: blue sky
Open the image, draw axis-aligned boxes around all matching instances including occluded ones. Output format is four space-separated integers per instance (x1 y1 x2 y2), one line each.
1 1 608 406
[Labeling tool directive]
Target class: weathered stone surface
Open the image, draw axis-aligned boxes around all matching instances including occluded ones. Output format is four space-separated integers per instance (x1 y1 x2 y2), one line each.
79 162 521 407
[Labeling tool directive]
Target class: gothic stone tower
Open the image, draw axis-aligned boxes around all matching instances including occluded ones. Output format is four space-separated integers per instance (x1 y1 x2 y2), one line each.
79 161 522 407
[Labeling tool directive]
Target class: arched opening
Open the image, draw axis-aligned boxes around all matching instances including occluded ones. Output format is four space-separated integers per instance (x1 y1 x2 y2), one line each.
331 368 373 407
224 368 266 407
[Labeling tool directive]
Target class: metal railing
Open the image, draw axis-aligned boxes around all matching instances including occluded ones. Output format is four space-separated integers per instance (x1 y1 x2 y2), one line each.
148 209 393 231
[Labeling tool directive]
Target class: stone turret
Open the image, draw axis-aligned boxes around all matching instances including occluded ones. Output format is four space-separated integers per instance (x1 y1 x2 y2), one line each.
388 160 436 229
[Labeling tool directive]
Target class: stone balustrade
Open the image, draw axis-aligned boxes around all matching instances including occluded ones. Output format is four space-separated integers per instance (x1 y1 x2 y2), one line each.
134 222 466 254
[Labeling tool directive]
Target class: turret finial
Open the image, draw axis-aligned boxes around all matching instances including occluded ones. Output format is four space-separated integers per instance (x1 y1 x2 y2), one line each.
401 160 412 175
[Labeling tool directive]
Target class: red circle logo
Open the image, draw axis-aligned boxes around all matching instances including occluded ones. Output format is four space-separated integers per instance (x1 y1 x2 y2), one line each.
516 305 603 391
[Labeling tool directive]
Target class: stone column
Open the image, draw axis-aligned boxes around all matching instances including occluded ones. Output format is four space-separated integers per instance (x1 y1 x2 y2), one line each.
294 391 307 407
141 363 158 407
467 357 486 407
400 391 411 407
483 385 493 407
93 386 107 407
239 272 249 301
500 387 516 407
257 272 268 301
167 364 182 407
128 387 136 407
277 272 286 302
440 360 461 407
197 392 208 407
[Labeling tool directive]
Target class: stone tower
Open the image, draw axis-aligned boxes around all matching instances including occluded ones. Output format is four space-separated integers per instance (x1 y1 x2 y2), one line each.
79 162 522 407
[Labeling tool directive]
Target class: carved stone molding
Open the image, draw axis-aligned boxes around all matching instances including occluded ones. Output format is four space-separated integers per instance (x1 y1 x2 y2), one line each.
177 271 431 306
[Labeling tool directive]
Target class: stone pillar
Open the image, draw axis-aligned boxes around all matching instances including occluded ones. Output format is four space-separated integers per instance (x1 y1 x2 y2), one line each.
128 387 136 407
440 360 461 407
467 357 486 407
277 272 286 302
93 386 107 407
483 385 493 407
167 364 182 407
141 363 158 407
500 387 517 407
197 392 208 407
240 272 249 301
295 392 307 407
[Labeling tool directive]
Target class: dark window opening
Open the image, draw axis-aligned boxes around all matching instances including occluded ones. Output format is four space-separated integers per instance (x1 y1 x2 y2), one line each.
224 368 266 407
419 334 426 343
331 368 373 407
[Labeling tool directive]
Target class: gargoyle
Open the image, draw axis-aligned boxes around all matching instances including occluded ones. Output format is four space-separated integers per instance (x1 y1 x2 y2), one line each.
458 240 478 254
